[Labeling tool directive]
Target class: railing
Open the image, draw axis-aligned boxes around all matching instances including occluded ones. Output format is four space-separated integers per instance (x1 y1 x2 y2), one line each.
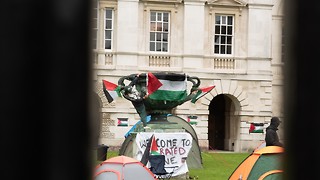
149 55 171 67
92 51 114 66
213 58 235 69
91 51 248 73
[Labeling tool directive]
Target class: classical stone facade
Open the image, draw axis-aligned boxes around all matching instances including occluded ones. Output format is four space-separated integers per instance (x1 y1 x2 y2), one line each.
91 0 284 152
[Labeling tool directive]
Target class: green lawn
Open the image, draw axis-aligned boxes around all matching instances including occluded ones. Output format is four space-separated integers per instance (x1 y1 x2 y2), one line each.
98 150 249 180
188 152 249 180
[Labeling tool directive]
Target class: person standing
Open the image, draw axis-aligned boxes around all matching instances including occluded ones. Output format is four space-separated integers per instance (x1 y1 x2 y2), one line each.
265 117 283 147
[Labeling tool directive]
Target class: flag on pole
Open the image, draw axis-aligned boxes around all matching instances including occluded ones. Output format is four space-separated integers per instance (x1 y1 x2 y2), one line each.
140 134 154 165
249 123 265 133
149 73 187 101
191 85 215 103
146 72 163 95
150 135 160 155
102 80 122 103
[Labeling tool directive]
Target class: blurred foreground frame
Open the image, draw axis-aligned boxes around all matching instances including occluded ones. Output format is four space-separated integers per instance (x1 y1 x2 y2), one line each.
1 0 92 180
283 0 320 179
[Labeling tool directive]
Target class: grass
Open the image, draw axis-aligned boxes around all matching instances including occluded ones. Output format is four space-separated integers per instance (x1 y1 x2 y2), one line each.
98 150 250 180
188 152 249 180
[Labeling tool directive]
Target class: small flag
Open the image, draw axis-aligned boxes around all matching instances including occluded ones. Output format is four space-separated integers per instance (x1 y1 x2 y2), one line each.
146 72 163 95
191 85 215 103
187 115 198 125
150 135 160 155
102 80 122 103
117 118 128 126
249 123 264 133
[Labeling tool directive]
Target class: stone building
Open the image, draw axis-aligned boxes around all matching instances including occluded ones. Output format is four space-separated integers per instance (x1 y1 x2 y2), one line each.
91 0 284 152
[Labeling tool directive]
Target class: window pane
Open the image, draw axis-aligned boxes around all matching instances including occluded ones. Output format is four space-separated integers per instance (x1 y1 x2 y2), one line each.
215 26 220 34
156 33 161 41
163 43 168 52
150 42 155 51
105 30 111 39
106 9 112 19
227 45 231 54
151 12 156 21
156 42 161 51
157 13 162 21
150 32 155 41
221 26 226 34
163 13 169 22
106 20 112 29
227 36 232 44
150 22 156 31
227 16 233 25
215 35 220 44
215 16 220 24
221 45 225 54
222 16 226 24
163 33 168 42
105 40 111 49
227 26 232 35
163 23 168 32
214 45 219 53
221 36 226 44
157 22 162 31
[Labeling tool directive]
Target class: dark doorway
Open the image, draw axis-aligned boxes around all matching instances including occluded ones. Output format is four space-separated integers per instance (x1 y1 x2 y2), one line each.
208 94 226 150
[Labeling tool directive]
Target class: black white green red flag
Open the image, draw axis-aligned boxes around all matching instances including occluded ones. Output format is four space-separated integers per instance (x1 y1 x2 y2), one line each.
148 73 187 101
117 118 128 126
150 135 160 155
102 80 122 103
191 85 215 103
146 72 163 95
249 123 264 133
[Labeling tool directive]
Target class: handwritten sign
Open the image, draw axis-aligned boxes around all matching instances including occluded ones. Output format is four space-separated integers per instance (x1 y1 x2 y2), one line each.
135 132 192 176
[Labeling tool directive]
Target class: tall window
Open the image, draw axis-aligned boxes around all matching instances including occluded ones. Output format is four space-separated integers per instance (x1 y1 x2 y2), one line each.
214 15 234 55
150 11 170 52
104 9 113 50
91 0 98 50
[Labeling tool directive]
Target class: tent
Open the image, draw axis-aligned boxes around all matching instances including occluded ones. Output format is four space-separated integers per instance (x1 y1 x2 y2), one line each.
93 155 156 180
119 115 203 169
229 146 284 180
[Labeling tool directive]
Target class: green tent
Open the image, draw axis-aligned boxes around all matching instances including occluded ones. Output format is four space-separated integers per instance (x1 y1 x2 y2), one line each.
229 146 284 180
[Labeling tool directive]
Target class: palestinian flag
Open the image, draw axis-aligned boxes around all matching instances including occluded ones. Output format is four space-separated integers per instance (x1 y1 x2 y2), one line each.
191 85 215 103
249 123 264 133
148 73 187 101
117 118 128 126
187 115 198 125
102 80 122 103
146 72 163 95
150 135 160 155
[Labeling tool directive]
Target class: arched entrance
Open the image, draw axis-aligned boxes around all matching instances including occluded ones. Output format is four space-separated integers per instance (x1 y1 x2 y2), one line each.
208 94 240 151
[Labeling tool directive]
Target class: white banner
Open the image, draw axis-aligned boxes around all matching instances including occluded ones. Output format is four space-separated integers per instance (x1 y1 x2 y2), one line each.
134 132 192 177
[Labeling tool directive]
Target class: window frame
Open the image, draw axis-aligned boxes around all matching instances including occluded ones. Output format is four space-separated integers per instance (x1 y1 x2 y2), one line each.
213 14 235 56
103 8 114 51
149 10 171 53
91 0 99 50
